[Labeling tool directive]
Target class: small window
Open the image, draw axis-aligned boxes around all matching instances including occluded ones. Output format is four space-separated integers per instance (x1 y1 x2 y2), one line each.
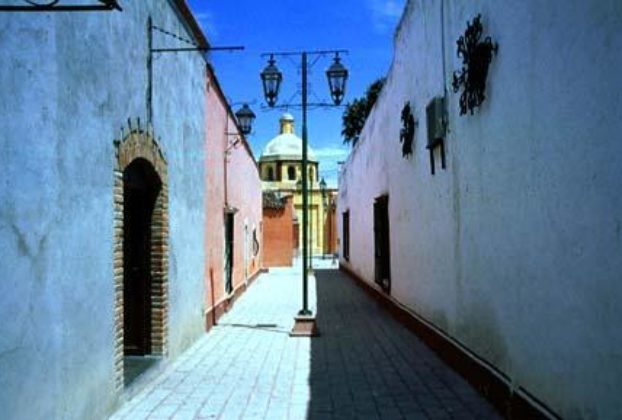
342 210 350 261
266 166 274 181
288 166 296 180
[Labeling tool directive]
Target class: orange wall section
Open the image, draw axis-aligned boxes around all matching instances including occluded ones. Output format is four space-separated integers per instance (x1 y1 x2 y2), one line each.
263 195 295 267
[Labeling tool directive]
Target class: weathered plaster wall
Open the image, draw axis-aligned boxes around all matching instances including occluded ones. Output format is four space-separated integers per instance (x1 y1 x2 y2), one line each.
338 0 622 417
0 1 206 419
205 70 227 315
205 68 263 316
226 119 263 290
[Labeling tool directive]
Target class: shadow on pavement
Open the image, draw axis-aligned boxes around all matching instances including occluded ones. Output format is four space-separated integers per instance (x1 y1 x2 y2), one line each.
215 322 290 335
307 268 499 420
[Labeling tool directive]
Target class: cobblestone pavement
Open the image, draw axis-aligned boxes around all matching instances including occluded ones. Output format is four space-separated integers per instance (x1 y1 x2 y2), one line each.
110 260 500 419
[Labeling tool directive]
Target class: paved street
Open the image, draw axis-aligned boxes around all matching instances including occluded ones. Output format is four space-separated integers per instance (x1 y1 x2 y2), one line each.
110 260 499 419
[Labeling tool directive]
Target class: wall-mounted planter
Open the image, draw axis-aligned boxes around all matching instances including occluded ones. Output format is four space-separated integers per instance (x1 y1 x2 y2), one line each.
452 14 499 115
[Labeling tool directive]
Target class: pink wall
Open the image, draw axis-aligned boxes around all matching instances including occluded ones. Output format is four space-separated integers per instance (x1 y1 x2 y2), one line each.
205 66 263 327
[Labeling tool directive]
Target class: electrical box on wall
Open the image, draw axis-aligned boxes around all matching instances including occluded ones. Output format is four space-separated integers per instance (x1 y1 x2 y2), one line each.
426 96 446 146
425 97 446 175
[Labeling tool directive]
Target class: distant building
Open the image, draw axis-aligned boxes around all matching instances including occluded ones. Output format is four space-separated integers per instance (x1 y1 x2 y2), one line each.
338 1 622 418
259 114 337 266
262 192 296 267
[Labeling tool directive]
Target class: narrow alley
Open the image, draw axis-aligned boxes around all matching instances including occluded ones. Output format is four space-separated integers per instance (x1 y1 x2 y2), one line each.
111 261 498 419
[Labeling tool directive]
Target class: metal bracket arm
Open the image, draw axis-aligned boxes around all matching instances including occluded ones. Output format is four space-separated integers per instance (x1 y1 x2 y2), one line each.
0 0 122 12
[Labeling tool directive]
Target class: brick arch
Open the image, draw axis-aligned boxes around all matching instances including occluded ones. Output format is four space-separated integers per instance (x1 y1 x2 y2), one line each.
113 128 169 391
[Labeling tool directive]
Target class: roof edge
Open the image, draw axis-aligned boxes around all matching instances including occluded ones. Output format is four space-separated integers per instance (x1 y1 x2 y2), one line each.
206 64 259 170
171 0 209 49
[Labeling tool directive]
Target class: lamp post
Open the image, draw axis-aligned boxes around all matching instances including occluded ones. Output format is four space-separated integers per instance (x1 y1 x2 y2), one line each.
308 176 314 273
260 50 348 337
296 174 313 269
295 177 303 261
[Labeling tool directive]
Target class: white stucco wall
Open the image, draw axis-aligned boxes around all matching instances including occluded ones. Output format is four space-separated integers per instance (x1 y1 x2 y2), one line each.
0 2 206 419
338 1 622 417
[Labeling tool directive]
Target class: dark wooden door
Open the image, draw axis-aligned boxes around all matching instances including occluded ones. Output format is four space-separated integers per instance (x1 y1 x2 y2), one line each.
224 213 234 295
123 160 159 355
374 195 391 293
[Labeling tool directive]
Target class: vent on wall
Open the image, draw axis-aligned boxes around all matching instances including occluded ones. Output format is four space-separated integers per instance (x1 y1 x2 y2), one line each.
425 97 446 175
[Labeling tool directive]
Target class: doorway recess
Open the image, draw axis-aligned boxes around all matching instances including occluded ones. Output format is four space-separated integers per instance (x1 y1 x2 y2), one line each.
113 128 169 390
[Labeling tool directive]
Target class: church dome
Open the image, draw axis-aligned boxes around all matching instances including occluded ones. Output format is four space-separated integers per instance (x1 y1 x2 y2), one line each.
260 113 317 162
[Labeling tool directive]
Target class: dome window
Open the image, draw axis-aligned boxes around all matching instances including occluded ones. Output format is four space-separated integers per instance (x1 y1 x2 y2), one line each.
288 166 296 181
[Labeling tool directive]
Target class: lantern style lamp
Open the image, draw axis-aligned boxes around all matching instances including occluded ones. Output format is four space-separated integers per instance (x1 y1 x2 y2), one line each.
260 55 282 107
235 103 256 135
326 53 349 105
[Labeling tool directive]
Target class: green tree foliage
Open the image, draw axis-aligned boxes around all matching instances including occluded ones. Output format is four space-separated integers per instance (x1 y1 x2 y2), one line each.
341 78 385 146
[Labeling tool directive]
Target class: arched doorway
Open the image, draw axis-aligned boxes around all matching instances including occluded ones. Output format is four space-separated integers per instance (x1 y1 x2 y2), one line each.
113 128 169 390
123 158 161 356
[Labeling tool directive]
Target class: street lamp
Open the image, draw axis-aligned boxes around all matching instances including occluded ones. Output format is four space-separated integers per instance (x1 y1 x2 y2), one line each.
260 50 348 337
234 103 256 135
326 53 349 105
260 55 283 107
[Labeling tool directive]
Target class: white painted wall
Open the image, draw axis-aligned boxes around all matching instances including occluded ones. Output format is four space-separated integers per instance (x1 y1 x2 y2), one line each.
338 0 622 417
0 2 206 419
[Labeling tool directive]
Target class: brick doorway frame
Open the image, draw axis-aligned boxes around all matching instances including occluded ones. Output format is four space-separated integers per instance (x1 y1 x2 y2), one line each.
113 128 169 390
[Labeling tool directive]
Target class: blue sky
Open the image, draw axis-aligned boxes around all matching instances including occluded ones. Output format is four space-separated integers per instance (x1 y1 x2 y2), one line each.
187 0 406 186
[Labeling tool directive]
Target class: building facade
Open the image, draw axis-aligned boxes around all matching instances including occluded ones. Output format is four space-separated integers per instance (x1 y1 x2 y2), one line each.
262 192 296 267
205 66 263 329
259 114 337 259
0 2 209 418
338 0 622 418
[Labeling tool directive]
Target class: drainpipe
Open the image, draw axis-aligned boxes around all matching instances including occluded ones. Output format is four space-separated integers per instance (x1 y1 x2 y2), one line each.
147 16 153 125
441 0 447 98
224 114 229 209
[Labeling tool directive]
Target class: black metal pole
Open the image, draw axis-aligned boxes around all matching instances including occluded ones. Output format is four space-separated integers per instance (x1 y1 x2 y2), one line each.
147 21 243 125
300 52 311 316
0 2 122 12
309 186 313 272
151 46 244 53
147 16 153 125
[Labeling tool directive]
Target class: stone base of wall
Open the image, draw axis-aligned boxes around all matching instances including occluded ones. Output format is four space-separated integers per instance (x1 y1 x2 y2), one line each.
204 268 268 331
339 263 558 420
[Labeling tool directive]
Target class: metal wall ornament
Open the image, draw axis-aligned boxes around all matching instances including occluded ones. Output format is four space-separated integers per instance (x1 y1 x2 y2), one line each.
0 0 122 12
399 102 416 158
452 14 498 115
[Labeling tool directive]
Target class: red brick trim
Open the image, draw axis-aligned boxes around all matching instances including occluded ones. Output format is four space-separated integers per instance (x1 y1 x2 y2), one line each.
113 126 169 391
204 268 268 331
339 263 558 420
